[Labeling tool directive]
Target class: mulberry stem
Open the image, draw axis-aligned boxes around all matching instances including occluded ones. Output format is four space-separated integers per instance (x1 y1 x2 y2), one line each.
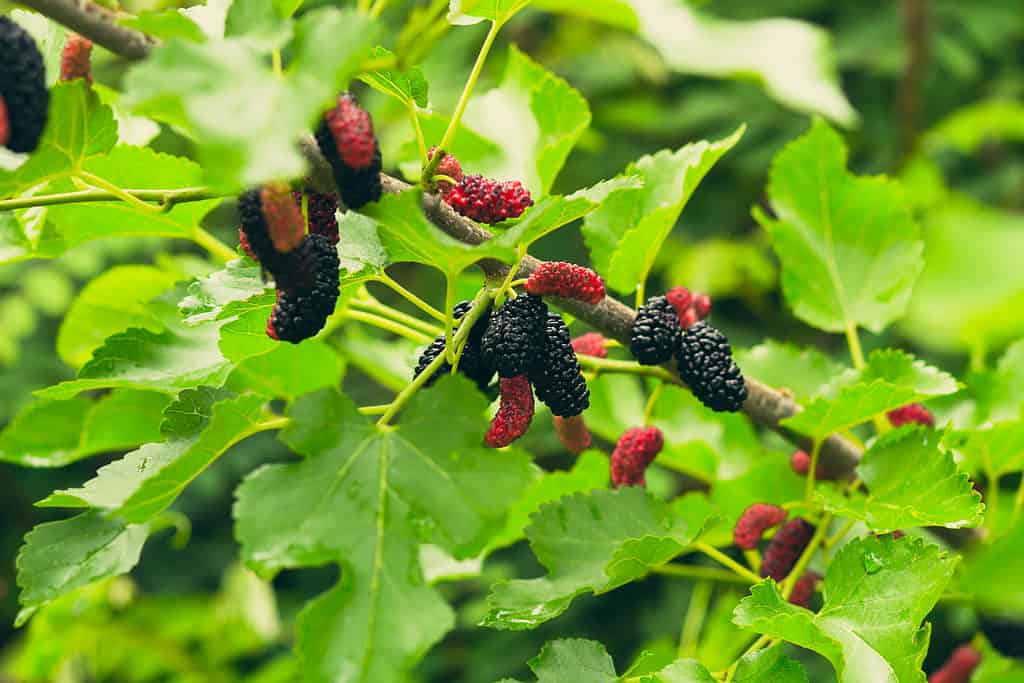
845 321 890 435
410 106 428 164
374 273 446 323
651 563 753 585
77 171 164 213
577 356 679 384
693 542 762 584
678 579 712 657
343 309 433 344
0 185 218 210
805 439 823 501
780 514 831 600
642 381 664 425
350 298 443 337
191 227 238 264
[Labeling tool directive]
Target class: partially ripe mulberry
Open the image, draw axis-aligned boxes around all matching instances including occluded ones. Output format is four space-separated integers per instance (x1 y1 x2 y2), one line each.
306 191 340 245
60 34 93 83
529 312 589 418
429 146 463 193
0 17 49 153
315 93 382 209
481 294 548 378
260 183 305 253
238 188 287 274
266 234 340 343
610 426 663 488
676 322 747 412
887 403 934 428
630 295 680 365
760 518 815 581
789 571 820 609
928 645 981 683
525 262 606 305
733 503 787 550
571 332 608 359
414 300 495 390
486 375 534 447
553 415 591 453
444 175 533 224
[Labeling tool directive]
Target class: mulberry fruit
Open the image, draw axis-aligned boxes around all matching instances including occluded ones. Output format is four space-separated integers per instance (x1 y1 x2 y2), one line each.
789 450 825 478
306 191 340 245
928 645 981 683
887 403 934 428
428 146 463 193
666 287 693 315
414 300 495 390
486 375 534 447
481 294 548 378
571 332 608 359
266 234 340 343
760 518 815 581
789 571 820 609
693 293 712 319
733 503 787 550
0 17 49 153
260 183 305 253
529 312 589 417
238 227 258 261
980 615 1024 658
238 187 308 280
238 188 284 271
553 415 591 453
315 93 382 209
60 34 92 83
666 287 712 330
610 426 663 488
676 322 747 412
443 175 533 224
525 261 606 305
630 295 680 365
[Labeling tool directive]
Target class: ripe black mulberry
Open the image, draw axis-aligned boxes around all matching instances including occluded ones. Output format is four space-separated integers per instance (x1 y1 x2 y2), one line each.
481 294 548 378
414 300 495 390
0 17 49 154
676 322 747 412
266 234 340 343
528 312 589 418
630 295 680 366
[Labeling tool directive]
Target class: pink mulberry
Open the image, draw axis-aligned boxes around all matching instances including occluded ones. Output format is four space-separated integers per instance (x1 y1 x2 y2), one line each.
553 415 591 454
733 503 787 550
788 571 820 608
444 175 533 224
610 426 663 488
525 262 606 305
887 403 935 428
486 375 535 447
60 34 92 83
760 518 815 581
571 332 608 359
429 146 463 193
929 645 981 683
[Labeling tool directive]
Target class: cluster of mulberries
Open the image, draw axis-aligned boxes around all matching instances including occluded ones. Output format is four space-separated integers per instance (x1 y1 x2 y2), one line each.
571 332 608 359
733 503 787 550
430 150 533 224
60 34 93 84
928 645 981 683
238 188 340 343
0 17 49 153
525 262 606 305
486 375 535 447
665 287 711 329
676 323 747 412
428 146 463 193
887 403 934 428
553 415 591 454
315 93 382 209
760 518 815 582
630 296 681 365
610 426 663 488
413 300 495 391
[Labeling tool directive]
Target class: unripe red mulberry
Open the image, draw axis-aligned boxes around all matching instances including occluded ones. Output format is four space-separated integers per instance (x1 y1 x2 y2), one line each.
553 415 591 454
928 645 981 683
444 175 533 224
760 518 815 581
630 295 680 365
789 450 825 478
610 426 663 488
789 571 820 608
733 503 787 550
887 403 934 428
0 17 49 154
666 287 693 315
676 322 747 412
486 375 535 447
525 262 606 305
571 332 608 359
60 34 93 83
429 146 463 193
260 183 305 253
315 93 382 209
693 294 712 319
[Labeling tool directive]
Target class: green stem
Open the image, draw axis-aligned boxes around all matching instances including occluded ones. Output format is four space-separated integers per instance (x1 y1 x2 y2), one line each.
643 381 665 425
358 404 391 415
375 272 446 322
0 186 218 211
444 277 457 363
411 106 429 164
987 474 1001 532
343 309 433 344
1011 474 1024 529
805 438 823 501
494 245 526 306
781 513 831 599
257 416 291 431
576 356 680 384
76 171 165 213
368 0 388 18
192 227 238 264
271 49 283 76
693 542 763 584
635 281 646 309
652 563 753 585
845 321 890 435
349 299 443 337
678 580 713 658
824 516 857 549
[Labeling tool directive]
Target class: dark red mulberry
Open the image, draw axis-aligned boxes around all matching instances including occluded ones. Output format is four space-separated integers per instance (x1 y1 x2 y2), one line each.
666 287 693 315
610 426 663 488
525 262 606 305
789 450 826 478
486 375 534 447
528 312 590 417
928 645 981 683
443 174 533 224
733 503 787 550
266 234 340 343
676 322 747 412
553 415 591 454
414 300 495 390
887 403 934 428
60 34 92 83
693 293 712 319
315 93 382 209
239 188 288 274
630 295 680 365
260 183 305 253
571 332 608 359
666 287 712 330
306 191 340 244
0 17 49 153
428 146 463 193
789 571 820 608
760 518 815 581
481 294 548 378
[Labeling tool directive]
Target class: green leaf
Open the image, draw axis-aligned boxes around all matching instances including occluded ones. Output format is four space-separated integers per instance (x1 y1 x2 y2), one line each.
733 646 809 682
0 391 170 468
234 378 533 682
582 127 742 294
15 512 149 624
736 341 847 403
224 0 291 47
179 259 267 324
519 638 618 683
757 120 922 334
57 265 180 367
734 536 957 683
483 488 714 629
817 427 983 532
359 47 429 108
639 660 716 683
949 421 1024 478
965 517 1024 619
448 0 530 26
530 0 637 29
40 393 268 517
121 10 207 42
827 349 959 398
462 45 590 196
225 340 343 400
925 100 1024 154
782 381 924 441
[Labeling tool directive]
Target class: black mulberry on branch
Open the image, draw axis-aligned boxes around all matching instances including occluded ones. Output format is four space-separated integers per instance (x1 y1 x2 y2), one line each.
0 16 49 154
481 294 548 379
675 322 747 412
315 93 382 210
528 312 589 418
266 234 340 343
760 518 815 582
413 301 495 390
630 295 680 366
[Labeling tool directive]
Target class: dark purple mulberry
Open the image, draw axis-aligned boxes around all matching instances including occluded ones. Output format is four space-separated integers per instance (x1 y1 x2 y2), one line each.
0 17 49 153
676 322 747 412
528 312 589 418
481 294 548 379
266 234 339 343
760 518 815 582
630 295 680 366
413 300 495 390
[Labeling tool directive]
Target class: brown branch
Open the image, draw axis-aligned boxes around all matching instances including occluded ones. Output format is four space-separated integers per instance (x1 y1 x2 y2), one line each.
17 0 155 59
898 0 929 160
